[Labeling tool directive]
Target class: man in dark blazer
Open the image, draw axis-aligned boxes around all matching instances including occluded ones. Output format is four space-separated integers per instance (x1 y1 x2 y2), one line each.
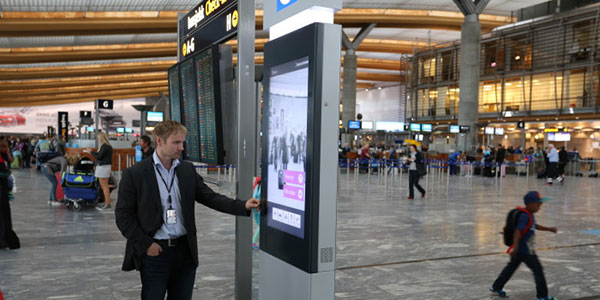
115 120 259 300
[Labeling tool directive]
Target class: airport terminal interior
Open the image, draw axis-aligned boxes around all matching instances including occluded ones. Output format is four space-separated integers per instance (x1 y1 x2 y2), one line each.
2 0 600 299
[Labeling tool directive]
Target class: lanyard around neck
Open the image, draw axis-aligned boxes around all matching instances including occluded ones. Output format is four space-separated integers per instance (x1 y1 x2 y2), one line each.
154 163 176 207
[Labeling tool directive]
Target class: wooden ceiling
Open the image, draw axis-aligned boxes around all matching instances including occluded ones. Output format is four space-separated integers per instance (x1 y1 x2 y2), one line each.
0 9 515 107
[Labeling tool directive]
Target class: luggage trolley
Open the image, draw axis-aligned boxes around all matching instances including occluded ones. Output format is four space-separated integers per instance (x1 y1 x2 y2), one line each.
61 157 98 210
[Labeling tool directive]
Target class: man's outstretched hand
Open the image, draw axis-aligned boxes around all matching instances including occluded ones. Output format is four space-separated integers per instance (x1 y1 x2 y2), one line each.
245 198 260 211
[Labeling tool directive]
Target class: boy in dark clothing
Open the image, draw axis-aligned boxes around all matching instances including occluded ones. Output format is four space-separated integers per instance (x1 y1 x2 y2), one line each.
490 191 558 300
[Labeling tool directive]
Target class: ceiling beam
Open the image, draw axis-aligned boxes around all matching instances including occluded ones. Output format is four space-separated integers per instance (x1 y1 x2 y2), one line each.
0 91 167 107
0 61 175 80
0 9 513 37
0 46 177 64
345 73 405 82
0 72 167 90
0 80 167 97
0 86 168 104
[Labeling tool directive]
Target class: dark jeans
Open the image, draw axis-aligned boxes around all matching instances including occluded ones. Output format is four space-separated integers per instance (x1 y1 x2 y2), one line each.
408 170 425 197
140 238 197 300
492 253 548 298
449 162 458 175
548 162 558 180
42 165 57 201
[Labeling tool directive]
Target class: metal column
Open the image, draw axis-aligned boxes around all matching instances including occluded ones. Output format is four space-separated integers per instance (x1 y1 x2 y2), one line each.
235 0 256 299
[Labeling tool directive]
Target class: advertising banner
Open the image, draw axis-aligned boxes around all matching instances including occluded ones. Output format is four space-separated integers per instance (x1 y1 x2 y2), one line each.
0 99 145 135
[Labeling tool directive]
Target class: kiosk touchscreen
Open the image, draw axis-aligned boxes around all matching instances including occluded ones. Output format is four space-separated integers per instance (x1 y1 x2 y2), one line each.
265 56 309 239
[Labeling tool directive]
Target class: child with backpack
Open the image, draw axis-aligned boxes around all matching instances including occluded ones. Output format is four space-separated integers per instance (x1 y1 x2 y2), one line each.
490 191 558 300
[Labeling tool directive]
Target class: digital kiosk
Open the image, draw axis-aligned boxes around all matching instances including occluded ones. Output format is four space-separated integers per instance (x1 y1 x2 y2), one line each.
259 23 341 300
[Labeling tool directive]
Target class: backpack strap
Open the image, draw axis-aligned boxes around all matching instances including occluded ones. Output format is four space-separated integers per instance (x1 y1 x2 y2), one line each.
506 207 533 253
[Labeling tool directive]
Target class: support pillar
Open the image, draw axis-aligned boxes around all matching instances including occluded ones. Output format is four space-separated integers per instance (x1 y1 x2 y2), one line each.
457 14 481 152
453 0 490 153
341 24 375 146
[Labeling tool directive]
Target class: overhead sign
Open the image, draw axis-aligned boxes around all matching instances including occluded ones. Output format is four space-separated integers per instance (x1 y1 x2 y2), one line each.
58 112 68 141
459 125 471 133
181 4 239 59
80 111 92 118
517 121 525 129
96 99 113 110
277 0 298 11
544 128 569 133
179 0 238 39
263 0 341 31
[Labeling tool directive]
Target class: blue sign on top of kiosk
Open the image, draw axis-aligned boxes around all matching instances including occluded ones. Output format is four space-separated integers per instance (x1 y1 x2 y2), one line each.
277 0 298 11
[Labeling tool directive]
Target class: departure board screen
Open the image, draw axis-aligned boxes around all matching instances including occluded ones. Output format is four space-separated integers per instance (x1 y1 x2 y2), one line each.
168 65 182 123
180 58 201 162
194 48 222 165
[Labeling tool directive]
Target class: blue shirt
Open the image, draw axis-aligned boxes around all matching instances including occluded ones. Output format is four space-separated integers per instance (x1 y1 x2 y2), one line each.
516 212 536 255
449 152 460 161
152 151 186 239
548 148 559 163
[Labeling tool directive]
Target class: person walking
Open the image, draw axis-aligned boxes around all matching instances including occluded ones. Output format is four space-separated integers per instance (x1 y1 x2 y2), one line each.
490 191 558 300
407 144 426 199
558 146 568 181
546 144 560 185
115 120 260 300
496 144 506 177
86 132 113 209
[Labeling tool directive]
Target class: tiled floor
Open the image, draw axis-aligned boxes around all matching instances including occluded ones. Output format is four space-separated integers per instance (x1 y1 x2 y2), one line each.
1 168 599 299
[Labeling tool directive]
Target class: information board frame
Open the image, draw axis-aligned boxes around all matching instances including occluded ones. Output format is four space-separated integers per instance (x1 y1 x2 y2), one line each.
260 24 323 274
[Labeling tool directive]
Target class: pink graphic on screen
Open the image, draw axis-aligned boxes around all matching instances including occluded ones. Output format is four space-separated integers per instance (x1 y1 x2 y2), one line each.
284 170 305 186
283 185 305 202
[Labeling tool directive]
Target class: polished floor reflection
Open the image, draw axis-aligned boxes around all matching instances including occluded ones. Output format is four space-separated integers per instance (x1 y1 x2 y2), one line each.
1 168 599 299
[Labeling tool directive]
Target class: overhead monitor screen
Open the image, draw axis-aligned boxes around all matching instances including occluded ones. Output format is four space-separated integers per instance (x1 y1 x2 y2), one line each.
168 65 182 123
554 132 571 141
409 123 421 132
450 125 460 133
125 128 133 133
348 120 361 129
421 124 433 132
361 121 374 130
86 127 95 132
485 127 495 135
116 127 125 133
147 111 164 122
376 121 404 132
495 127 505 135
266 57 309 239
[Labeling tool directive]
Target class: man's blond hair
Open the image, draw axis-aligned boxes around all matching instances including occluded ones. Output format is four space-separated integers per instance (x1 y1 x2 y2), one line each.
152 120 187 143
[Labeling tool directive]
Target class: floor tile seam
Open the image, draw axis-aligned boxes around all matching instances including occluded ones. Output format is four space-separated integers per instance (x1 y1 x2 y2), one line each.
336 242 600 271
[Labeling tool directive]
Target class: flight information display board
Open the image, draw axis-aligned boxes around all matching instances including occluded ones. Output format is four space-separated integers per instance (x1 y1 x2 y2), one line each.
180 58 201 162
168 65 182 123
195 48 224 165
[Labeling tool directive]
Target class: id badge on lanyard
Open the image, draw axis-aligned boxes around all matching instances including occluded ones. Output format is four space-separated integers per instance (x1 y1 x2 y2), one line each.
166 209 177 225
166 195 177 225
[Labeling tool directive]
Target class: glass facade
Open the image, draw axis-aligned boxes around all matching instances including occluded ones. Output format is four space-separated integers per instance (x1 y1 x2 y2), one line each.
410 6 600 120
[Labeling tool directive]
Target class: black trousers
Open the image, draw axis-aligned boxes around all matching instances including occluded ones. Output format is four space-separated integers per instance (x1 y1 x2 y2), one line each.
408 170 425 197
558 162 566 175
140 238 197 300
547 162 558 180
492 253 548 298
